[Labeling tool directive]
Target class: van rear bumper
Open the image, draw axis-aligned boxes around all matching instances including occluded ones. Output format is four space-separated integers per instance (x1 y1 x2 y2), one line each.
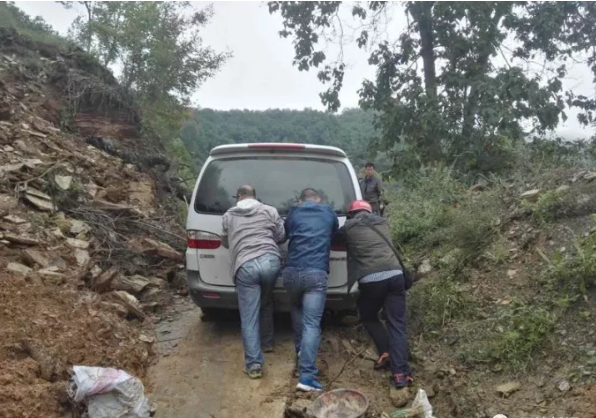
187 270 358 313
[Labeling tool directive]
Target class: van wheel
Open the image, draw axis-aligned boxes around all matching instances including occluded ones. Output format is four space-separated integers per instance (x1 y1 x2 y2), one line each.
335 309 360 327
200 308 218 322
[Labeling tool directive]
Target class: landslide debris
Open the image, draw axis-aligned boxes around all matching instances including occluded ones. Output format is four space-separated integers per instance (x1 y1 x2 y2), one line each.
0 27 188 418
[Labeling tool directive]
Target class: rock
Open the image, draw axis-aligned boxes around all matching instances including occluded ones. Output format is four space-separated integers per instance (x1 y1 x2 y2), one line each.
38 267 65 280
520 189 541 202
285 398 314 418
558 379 570 392
111 291 145 320
449 368 457 376
86 182 98 197
49 256 67 270
556 185 570 193
54 175 72 190
22 249 50 268
419 258 432 274
21 339 62 382
0 162 25 175
93 266 119 292
66 238 89 249
496 381 521 397
74 249 90 266
584 172 596 182
507 270 517 278
3 233 40 246
7 262 32 276
129 181 155 207
111 274 152 295
90 265 102 278
128 237 183 261
69 219 90 235
390 387 410 408
24 189 54 212
99 301 128 318
139 334 155 343
3 214 27 224
22 129 46 138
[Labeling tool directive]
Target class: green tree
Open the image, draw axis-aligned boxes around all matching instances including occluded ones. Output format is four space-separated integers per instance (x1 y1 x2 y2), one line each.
180 108 386 173
60 1 230 138
268 2 596 175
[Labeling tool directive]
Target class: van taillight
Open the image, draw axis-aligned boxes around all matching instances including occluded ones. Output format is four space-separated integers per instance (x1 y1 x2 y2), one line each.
331 242 347 252
188 231 221 249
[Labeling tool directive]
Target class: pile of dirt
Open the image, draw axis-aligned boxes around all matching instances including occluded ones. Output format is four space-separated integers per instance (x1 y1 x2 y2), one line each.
0 30 188 418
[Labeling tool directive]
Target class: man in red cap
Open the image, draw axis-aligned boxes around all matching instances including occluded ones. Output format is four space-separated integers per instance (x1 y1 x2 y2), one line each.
333 200 413 389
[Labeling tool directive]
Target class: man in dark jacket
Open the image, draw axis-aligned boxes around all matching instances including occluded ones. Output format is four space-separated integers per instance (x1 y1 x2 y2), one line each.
334 200 413 388
283 188 339 392
359 162 384 216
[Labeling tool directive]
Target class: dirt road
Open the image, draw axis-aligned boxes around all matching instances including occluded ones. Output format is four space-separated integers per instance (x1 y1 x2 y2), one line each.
149 299 295 418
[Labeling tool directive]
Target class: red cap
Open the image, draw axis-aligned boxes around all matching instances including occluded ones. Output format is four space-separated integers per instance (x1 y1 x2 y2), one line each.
348 200 372 213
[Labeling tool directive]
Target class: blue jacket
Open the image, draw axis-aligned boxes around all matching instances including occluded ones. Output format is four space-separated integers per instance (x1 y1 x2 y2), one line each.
284 201 339 273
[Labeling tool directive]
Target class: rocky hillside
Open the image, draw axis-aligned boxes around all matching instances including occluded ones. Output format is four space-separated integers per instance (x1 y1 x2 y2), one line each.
289 165 596 418
0 28 188 418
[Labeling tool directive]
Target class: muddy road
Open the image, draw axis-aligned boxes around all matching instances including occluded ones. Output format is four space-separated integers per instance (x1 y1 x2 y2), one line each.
149 298 296 418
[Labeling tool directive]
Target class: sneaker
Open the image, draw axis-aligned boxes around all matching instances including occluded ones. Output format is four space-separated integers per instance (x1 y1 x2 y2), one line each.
374 352 390 371
296 378 323 392
244 364 262 379
392 373 413 388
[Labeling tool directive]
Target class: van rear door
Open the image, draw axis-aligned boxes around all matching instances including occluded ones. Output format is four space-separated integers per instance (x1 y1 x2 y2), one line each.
190 153 357 288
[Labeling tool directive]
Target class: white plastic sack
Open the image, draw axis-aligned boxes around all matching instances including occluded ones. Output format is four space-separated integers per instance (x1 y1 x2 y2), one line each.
70 366 150 418
411 389 437 418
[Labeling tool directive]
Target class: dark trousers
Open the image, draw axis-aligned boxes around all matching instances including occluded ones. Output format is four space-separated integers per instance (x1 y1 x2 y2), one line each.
357 274 411 375
369 201 381 216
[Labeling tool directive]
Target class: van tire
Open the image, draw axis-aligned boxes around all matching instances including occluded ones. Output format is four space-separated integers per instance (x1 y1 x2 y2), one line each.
200 307 218 322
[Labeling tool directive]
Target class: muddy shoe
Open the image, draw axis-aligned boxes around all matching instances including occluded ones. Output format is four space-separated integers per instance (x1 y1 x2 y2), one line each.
262 345 274 354
244 364 262 379
296 378 323 392
374 352 390 371
392 373 413 389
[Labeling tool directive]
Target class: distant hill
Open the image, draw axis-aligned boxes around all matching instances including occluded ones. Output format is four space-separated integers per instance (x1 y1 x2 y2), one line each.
180 108 391 173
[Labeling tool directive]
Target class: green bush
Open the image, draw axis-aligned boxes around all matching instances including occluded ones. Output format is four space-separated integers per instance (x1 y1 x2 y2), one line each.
546 220 596 301
408 276 476 333
388 165 503 272
388 165 463 248
478 301 555 369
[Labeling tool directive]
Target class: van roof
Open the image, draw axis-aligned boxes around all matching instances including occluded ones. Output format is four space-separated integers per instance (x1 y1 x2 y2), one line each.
209 143 347 158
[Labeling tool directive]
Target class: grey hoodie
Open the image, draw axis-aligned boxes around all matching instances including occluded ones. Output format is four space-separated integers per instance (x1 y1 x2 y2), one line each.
221 199 286 278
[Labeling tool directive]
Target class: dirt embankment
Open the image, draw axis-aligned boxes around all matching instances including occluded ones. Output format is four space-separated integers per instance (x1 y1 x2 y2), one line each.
0 28 188 418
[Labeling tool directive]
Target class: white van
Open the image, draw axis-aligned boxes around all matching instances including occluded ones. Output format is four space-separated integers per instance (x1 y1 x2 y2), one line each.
185 143 362 314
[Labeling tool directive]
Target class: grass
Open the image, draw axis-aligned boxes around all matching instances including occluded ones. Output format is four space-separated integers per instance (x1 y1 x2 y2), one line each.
408 276 477 334
546 220 596 302
522 189 566 226
388 165 504 275
470 301 556 370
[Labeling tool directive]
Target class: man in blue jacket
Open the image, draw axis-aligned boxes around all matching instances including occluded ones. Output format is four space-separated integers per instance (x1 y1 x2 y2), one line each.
283 188 339 392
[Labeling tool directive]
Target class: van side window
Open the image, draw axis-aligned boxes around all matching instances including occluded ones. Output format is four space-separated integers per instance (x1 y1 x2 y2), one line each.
195 157 356 216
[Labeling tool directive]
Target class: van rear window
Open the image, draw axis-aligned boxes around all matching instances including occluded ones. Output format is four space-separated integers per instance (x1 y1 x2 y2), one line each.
194 157 356 216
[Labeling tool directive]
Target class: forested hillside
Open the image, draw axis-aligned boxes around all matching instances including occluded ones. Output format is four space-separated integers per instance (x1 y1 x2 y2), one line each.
180 108 393 173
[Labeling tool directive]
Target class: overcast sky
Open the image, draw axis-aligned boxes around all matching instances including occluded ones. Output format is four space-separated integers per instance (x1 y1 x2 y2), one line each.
14 1 596 139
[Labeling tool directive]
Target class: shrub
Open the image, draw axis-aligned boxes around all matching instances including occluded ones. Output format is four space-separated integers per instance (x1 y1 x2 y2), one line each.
546 220 596 301
474 301 556 370
408 276 476 334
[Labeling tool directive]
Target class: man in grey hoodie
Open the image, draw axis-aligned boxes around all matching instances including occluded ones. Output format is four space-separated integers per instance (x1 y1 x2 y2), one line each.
221 185 286 379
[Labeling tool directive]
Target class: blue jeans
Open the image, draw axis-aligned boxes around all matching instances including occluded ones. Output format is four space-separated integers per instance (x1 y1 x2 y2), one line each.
283 267 327 381
236 253 281 369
